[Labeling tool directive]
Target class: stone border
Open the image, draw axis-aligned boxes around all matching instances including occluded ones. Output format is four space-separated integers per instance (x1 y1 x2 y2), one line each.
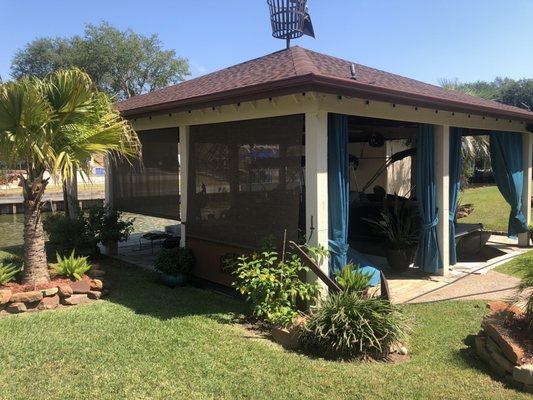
473 301 533 393
0 268 108 316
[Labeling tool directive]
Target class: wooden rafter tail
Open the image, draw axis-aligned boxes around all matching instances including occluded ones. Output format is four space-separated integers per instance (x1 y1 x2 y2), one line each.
288 241 343 294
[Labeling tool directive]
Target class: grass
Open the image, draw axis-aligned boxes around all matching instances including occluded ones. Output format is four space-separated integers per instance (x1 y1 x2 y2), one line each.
0 251 530 399
495 250 532 278
460 185 533 232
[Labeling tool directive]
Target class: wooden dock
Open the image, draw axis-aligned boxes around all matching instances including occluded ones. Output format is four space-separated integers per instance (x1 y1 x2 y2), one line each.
0 191 104 214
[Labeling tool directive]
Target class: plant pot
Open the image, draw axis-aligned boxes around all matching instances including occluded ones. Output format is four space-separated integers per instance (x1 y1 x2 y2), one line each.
159 272 189 287
271 315 307 349
385 246 416 272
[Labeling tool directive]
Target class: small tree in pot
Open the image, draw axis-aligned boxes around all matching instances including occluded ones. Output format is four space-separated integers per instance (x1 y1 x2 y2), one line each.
363 198 419 272
154 247 194 287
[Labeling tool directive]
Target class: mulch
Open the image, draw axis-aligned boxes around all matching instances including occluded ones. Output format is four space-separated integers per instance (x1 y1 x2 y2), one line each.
0 275 90 294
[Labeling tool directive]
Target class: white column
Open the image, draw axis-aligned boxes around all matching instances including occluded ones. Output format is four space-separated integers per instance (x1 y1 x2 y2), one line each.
519 132 532 247
435 125 450 275
179 125 190 247
305 111 329 292
104 155 113 209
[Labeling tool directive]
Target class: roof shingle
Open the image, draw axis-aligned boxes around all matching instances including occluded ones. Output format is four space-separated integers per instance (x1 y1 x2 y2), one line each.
117 46 533 122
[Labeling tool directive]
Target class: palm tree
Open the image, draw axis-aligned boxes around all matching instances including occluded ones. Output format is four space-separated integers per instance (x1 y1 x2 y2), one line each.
0 69 139 284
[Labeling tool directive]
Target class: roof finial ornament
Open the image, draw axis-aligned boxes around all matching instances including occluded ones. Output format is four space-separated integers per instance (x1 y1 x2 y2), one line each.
267 0 316 49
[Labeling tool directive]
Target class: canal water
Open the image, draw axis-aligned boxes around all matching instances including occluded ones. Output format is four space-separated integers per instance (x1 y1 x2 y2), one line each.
0 212 176 248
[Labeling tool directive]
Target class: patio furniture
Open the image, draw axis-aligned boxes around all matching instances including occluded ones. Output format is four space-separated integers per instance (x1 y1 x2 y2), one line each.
139 231 174 254
455 223 490 257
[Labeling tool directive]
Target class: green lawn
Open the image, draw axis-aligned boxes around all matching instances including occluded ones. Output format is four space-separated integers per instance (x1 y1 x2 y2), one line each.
495 250 532 278
0 254 529 399
460 185 533 232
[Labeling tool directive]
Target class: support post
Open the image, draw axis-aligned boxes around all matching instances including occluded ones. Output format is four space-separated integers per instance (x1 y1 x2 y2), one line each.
519 132 532 247
305 111 329 293
179 125 189 248
435 125 450 275
104 155 113 210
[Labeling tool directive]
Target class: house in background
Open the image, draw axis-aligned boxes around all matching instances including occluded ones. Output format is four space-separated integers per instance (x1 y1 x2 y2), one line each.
111 46 533 288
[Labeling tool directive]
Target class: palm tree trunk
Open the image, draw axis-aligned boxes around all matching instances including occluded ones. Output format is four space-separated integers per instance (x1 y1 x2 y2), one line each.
20 174 50 284
64 171 79 219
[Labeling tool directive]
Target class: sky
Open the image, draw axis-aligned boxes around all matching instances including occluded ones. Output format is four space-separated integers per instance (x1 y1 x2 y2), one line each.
1 0 532 85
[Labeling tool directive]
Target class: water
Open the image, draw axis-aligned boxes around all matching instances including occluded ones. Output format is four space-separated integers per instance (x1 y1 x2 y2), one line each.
0 212 177 249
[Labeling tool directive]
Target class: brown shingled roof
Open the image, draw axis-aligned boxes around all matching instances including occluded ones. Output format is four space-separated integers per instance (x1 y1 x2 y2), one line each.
117 46 533 122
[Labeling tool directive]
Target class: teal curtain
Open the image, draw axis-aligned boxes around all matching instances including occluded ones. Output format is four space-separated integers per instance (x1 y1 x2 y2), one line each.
489 131 528 238
327 113 349 275
415 124 442 273
449 128 463 265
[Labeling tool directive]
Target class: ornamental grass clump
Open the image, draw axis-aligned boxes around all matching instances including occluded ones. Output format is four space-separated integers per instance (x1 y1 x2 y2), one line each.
301 293 409 360
512 258 533 332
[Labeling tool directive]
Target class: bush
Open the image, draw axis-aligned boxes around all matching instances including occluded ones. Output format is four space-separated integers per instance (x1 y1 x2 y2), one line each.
154 248 194 276
0 263 20 285
301 293 409 359
233 250 320 327
86 205 134 244
44 206 134 258
513 258 533 332
44 213 97 257
51 251 91 281
335 264 373 296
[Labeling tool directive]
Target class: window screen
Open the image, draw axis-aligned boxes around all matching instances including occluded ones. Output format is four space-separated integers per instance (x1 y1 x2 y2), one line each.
187 115 305 248
112 127 180 220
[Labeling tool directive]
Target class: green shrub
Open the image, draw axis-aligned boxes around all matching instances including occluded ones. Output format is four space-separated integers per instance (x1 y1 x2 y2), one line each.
44 213 97 257
154 248 194 276
301 293 409 359
51 251 92 281
233 250 320 327
87 205 134 244
0 263 20 285
335 264 373 296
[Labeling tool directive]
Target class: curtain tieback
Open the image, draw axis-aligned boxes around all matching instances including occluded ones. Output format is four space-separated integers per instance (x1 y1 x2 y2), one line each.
421 215 439 231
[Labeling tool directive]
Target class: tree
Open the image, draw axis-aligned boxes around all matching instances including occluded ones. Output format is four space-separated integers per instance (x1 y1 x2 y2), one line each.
0 69 140 284
10 22 190 100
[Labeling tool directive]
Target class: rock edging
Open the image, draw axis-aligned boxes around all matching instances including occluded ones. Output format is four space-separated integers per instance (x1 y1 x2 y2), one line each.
473 301 532 393
0 273 107 316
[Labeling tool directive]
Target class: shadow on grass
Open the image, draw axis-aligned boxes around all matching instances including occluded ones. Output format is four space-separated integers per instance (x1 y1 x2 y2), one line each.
101 257 248 321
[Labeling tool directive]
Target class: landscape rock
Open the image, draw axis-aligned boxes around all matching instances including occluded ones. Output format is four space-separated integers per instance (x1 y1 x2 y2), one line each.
57 285 73 297
513 364 533 385
87 290 101 300
89 279 103 291
488 300 524 316
70 280 90 294
38 295 60 310
6 302 27 313
483 320 524 365
90 270 106 278
0 289 12 305
525 384 533 394
61 294 90 306
10 290 43 303
491 350 514 373
41 287 59 297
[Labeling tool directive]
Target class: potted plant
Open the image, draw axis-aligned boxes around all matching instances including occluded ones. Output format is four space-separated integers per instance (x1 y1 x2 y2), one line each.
363 198 419 272
87 206 134 256
154 247 195 287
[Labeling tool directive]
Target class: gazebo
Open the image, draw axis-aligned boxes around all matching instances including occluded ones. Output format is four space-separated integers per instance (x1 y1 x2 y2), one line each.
112 46 533 288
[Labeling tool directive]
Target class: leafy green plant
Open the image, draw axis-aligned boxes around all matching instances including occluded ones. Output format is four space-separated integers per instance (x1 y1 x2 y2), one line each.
0 263 20 285
301 293 409 359
44 213 98 258
51 251 92 281
233 250 320 327
362 198 419 249
87 205 135 244
335 264 373 296
154 248 194 276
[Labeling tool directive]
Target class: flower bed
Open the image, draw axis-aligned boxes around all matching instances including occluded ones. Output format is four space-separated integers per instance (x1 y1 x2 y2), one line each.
473 301 533 393
0 267 108 315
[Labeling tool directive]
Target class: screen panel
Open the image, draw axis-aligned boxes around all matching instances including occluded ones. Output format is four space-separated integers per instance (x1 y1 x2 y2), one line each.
112 127 180 220
187 115 305 248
